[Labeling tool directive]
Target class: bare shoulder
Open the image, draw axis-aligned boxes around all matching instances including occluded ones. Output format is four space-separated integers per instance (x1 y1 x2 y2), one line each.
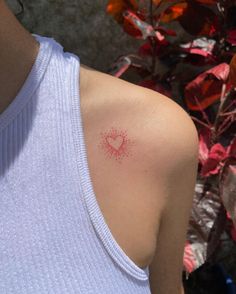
80 63 199 166
79 64 199 277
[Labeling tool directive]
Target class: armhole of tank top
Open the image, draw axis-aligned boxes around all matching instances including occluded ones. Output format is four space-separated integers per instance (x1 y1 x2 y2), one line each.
69 54 150 282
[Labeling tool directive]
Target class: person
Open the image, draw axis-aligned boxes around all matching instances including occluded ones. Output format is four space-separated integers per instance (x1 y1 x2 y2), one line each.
0 1 199 293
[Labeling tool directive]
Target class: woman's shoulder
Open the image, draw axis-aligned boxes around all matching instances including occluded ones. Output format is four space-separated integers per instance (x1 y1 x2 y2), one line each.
79 63 199 167
78 63 199 273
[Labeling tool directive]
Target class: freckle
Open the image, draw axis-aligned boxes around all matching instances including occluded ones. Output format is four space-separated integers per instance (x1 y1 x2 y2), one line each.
98 127 135 164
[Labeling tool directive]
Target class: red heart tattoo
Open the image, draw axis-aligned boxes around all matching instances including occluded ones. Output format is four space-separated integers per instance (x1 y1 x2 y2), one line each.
106 135 124 150
99 127 135 163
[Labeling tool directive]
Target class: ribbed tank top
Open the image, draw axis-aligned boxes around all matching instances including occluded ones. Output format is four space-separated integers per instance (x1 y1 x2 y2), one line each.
0 34 151 293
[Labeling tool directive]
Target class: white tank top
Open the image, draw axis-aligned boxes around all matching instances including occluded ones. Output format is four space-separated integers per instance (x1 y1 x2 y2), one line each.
0 33 151 293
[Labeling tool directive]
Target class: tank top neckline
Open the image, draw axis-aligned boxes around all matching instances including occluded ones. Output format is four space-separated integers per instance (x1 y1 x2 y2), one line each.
0 34 55 132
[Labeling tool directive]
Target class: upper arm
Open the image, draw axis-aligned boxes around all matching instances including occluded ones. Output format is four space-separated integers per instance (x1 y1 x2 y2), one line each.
146 94 199 294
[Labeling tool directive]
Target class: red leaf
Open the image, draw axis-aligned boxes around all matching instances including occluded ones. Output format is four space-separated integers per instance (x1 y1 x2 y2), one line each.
108 56 132 77
210 63 230 81
226 29 236 45
183 241 197 274
198 130 211 166
160 2 219 37
184 48 211 57
122 10 144 38
106 0 138 23
185 63 230 110
123 10 166 40
138 39 169 57
178 3 219 36
138 42 152 55
180 37 216 58
200 143 227 177
160 2 187 23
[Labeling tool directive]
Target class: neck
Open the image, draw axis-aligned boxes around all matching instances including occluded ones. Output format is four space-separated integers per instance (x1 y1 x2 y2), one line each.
0 1 39 115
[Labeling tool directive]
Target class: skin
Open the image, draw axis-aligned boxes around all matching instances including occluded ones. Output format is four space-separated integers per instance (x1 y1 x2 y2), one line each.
0 1 198 293
0 0 39 114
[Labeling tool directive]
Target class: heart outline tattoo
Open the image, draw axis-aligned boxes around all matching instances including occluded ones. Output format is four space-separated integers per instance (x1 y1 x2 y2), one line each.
106 135 124 151
99 127 135 164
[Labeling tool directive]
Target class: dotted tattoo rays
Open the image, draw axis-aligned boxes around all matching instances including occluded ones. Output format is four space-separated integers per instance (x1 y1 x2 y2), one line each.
98 127 135 164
